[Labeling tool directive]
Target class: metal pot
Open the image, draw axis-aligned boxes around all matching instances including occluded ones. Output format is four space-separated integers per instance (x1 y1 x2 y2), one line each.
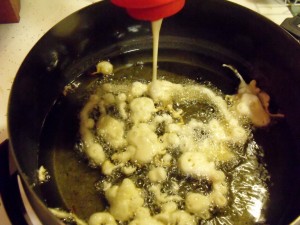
8 0 300 224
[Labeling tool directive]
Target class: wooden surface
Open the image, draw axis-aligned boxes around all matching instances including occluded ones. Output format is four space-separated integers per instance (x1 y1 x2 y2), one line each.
0 0 20 23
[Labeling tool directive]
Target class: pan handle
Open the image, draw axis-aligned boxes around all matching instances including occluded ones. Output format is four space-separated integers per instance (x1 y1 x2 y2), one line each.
281 13 300 41
0 140 28 224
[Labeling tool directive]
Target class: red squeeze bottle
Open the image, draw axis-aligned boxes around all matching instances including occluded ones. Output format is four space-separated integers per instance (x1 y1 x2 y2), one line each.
111 0 185 21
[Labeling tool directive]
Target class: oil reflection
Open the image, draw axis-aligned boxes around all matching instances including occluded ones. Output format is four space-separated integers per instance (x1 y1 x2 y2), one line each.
46 51 59 72
247 185 267 222
127 24 142 33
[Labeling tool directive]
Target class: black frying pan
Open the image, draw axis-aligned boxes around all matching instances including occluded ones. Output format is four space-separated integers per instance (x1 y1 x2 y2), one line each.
8 0 300 224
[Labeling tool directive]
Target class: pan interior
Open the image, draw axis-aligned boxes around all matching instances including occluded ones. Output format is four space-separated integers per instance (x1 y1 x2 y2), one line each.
37 38 296 224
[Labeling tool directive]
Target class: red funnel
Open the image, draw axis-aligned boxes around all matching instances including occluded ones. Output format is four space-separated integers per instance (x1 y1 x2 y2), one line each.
111 0 185 21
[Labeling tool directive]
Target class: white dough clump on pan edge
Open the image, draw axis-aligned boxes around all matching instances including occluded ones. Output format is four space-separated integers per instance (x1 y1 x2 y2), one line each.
76 64 273 224
93 61 114 75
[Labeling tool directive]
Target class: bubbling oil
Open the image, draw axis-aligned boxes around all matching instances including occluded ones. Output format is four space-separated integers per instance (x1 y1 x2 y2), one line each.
67 63 270 224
